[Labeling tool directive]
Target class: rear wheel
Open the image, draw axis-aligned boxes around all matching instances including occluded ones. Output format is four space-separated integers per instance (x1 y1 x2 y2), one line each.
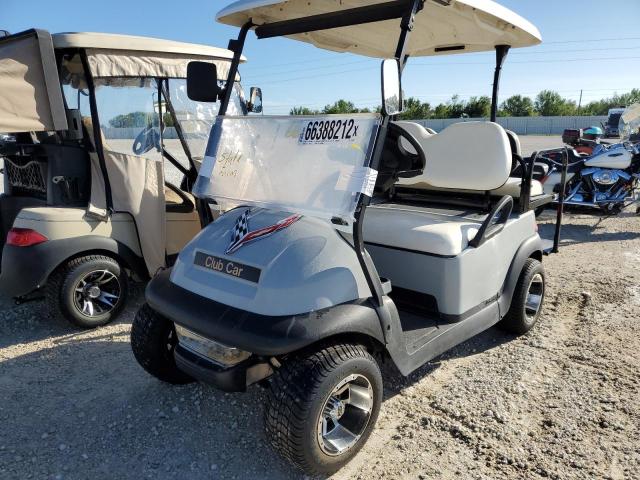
46 255 128 328
130 303 194 384
499 258 545 334
265 343 382 476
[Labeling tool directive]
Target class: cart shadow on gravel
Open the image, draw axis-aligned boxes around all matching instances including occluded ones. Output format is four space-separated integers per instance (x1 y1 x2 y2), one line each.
0 282 146 350
379 326 515 399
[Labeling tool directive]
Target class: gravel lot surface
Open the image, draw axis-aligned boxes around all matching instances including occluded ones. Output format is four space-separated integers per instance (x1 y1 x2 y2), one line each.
1 136 639 480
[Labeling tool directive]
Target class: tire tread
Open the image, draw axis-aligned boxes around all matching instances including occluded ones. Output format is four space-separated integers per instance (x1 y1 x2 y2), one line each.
45 254 128 328
130 303 193 384
265 343 378 475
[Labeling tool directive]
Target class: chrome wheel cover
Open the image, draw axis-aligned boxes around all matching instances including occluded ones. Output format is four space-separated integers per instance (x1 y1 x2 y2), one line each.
317 374 374 456
73 270 121 317
525 273 544 319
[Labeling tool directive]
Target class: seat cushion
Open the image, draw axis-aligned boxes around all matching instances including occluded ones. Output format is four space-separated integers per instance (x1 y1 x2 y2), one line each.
364 205 481 257
490 177 543 198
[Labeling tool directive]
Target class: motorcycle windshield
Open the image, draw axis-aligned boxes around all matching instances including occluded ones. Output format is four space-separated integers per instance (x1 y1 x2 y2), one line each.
193 114 381 221
619 103 640 141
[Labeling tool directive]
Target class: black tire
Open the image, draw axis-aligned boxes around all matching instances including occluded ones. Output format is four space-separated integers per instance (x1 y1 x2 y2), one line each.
265 343 382 476
46 254 128 328
534 206 546 218
499 258 545 334
130 303 194 384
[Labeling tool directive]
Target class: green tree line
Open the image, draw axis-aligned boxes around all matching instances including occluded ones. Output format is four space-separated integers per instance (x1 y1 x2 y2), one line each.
290 89 640 119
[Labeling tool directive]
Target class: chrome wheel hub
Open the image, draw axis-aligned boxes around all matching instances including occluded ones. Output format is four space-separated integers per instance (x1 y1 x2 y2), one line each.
87 285 101 299
525 273 544 319
317 374 374 456
73 270 121 317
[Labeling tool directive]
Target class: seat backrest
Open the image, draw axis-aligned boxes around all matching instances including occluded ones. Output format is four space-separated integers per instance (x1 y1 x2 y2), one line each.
505 129 521 157
397 121 512 191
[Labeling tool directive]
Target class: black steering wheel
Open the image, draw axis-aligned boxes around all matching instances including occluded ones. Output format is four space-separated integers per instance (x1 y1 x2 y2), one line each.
376 122 427 193
387 122 426 177
132 126 161 155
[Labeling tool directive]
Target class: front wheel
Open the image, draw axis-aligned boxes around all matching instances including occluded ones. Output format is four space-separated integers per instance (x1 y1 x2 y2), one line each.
130 303 194 384
499 258 545 334
265 344 382 476
46 255 128 328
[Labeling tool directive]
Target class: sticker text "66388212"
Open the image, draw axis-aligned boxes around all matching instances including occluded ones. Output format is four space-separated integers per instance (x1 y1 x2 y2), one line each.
299 119 359 144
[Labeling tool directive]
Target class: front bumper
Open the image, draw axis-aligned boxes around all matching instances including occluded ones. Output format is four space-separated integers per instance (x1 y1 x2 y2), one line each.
145 268 384 357
174 345 272 392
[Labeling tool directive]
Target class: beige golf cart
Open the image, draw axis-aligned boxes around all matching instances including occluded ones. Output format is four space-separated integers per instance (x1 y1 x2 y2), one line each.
0 29 261 327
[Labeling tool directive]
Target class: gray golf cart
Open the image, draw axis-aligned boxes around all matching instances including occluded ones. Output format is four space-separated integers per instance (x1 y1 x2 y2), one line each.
131 0 556 474
0 29 261 327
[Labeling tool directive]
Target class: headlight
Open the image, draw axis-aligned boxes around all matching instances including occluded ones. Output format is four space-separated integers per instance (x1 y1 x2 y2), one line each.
175 324 250 366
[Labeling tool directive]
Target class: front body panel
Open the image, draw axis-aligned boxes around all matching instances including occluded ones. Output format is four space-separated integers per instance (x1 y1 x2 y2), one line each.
170 208 371 316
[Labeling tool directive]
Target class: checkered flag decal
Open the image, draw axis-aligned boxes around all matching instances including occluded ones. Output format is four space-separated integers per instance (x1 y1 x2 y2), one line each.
231 209 250 246
226 208 302 255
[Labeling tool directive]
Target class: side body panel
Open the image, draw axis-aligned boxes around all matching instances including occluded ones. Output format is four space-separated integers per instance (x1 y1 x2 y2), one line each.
13 207 142 255
367 211 538 316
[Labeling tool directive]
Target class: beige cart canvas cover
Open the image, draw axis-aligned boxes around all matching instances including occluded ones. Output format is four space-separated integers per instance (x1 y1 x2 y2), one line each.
0 30 68 132
53 32 245 80
83 120 166 276
65 33 242 275
107 152 166 276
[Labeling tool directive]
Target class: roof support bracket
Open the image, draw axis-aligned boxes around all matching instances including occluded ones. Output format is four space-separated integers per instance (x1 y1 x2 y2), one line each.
490 44 510 122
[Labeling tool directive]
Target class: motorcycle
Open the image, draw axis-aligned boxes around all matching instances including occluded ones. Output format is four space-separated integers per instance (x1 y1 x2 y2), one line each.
536 103 640 214
561 126 607 156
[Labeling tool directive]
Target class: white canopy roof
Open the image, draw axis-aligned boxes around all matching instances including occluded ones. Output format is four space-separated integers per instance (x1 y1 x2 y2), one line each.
217 0 542 58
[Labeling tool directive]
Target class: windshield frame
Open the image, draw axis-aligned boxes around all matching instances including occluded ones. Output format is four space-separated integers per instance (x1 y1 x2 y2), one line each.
618 103 640 141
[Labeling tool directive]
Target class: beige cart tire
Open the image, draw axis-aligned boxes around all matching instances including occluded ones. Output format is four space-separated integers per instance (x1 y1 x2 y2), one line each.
46 254 128 328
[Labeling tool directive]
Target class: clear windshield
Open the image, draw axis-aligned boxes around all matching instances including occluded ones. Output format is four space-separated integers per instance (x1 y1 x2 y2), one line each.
607 113 622 126
165 79 244 162
193 114 381 220
619 103 640 141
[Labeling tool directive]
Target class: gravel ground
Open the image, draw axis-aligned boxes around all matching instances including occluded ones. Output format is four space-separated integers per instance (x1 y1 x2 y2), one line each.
1 134 639 479
1 209 639 480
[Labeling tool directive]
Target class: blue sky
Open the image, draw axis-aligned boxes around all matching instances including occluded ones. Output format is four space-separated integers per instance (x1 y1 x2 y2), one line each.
3 0 640 114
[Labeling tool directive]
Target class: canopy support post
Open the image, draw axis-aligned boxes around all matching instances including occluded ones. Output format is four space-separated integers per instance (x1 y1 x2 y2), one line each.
395 0 424 68
490 44 510 122
219 20 254 116
353 0 423 318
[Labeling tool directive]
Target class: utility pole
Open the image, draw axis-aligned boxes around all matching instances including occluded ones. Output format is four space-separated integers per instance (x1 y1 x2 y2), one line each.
577 89 583 115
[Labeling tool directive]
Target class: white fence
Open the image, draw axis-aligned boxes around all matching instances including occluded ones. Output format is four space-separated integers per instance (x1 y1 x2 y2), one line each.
103 127 180 139
103 116 609 138
415 116 607 135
